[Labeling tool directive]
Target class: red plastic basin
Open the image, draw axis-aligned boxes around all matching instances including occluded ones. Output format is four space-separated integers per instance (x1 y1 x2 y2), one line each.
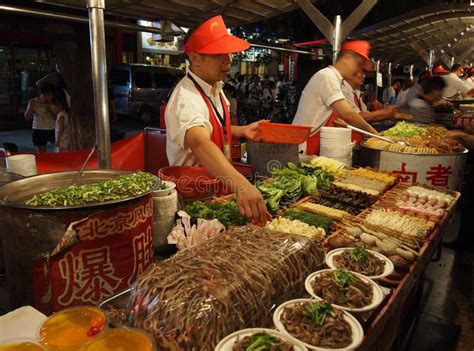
260 120 312 144
158 166 219 199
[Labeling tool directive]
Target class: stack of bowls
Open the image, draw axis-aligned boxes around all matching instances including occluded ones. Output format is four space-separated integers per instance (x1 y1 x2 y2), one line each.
319 127 353 166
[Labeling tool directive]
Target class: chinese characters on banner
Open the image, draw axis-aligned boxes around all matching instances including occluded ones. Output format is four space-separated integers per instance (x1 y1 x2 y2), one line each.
379 153 466 190
33 196 154 314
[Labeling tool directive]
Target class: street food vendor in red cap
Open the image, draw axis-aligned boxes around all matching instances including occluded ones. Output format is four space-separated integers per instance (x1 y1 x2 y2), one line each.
165 15 270 225
292 40 378 154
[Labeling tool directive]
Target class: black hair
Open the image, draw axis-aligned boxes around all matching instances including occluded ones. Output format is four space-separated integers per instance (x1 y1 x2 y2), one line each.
183 27 197 61
402 79 414 90
421 76 446 94
451 64 462 72
223 82 236 96
52 89 69 113
39 82 55 95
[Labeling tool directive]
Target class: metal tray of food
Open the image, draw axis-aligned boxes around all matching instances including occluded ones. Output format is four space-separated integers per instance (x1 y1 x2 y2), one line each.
98 288 131 327
0 170 158 210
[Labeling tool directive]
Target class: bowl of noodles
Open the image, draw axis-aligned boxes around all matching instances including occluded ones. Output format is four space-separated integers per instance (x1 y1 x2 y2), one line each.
304 268 384 313
215 328 307 351
273 299 363 350
325 247 394 280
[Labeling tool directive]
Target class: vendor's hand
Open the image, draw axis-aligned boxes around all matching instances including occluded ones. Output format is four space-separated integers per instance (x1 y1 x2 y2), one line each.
445 130 466 141
242 121 264 142
235 181 271 226
333 117 347 127
384 105 397 118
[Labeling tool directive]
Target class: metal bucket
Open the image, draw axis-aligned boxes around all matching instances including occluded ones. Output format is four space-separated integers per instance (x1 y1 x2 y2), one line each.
359 143 468 190
0 170 24 277
0 170 155 308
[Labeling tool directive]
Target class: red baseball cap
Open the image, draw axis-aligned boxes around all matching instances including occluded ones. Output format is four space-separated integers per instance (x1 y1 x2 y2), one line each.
341 40 371 61
184 15 250 54
433 65 448 74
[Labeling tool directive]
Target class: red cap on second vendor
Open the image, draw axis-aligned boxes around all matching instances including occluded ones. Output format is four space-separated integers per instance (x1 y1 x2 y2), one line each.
184 15 250 54
341 40 371 61
433 65 449 74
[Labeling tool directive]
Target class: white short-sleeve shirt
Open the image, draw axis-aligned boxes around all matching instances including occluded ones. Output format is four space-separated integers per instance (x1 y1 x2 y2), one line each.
292 66 345 131
165 70 227 166
442 73 472 98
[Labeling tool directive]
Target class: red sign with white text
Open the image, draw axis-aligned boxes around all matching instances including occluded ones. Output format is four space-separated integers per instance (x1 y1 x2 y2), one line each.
33 196 154 314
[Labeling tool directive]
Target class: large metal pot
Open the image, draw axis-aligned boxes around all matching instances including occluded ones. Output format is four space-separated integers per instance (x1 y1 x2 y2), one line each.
0 170 155 308
0 170 23 277
359 143 468 190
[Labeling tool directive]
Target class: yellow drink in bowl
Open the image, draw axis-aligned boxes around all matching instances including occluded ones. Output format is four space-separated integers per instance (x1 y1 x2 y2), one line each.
81 327 155 351
0 342 45 351
39 306 107 351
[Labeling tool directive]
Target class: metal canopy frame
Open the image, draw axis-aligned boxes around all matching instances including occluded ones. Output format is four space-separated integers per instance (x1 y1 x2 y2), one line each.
351 3 474 67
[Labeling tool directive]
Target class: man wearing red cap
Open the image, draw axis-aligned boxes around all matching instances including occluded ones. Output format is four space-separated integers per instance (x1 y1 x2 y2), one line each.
432 65 449 76
442 63 474 98
292 40 378 154
165 15 270 225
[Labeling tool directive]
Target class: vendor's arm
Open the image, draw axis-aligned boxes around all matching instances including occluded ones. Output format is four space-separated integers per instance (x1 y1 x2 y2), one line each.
24 99 35 121
331 99 378 134
361 105 397 122
446 130 474 149
231 121 263 142
185 126 270 225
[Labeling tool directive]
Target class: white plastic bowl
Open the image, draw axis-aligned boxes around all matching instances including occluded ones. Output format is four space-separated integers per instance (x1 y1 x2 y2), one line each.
215 328 307 351
273 298 363 351
325 248 395 280
304 269 385 313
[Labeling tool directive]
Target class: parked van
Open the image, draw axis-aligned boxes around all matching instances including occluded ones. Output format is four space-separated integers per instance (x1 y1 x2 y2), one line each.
109 64 184 124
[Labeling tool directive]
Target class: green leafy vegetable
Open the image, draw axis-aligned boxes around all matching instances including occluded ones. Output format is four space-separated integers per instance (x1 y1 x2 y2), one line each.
256 183 284 213
381 121 425 138
243 332 284 350
333 268 357 287
26 172 156 207
303 302 334 326
349 247 370 263
283 209 333 234
184 199 247 228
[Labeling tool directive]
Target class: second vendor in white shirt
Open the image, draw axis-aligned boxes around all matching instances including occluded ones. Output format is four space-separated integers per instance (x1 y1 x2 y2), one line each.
292 40 378 154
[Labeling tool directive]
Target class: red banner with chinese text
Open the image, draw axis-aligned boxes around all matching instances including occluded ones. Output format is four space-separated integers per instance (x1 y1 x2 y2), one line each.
32 195 154 315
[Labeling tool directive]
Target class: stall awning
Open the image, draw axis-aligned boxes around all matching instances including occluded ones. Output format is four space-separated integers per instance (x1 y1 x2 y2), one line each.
350 3 474 67
37 0 306 27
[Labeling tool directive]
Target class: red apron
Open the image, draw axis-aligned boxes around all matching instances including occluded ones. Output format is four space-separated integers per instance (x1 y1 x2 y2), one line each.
189 79 233 160
189 77 233 195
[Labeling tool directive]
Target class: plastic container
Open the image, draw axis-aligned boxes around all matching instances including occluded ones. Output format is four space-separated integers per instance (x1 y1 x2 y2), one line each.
215 328 307 351
325 248 395 280
5 155 37 177
304 269 384 313
151 180 176 197
0 340 46 351
38 306 108 351
260 121 312 144
158 166 218 199
81 327 155 351
273 298 363 350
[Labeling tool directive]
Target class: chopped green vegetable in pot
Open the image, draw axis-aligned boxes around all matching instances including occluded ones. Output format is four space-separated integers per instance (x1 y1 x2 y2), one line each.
243 332 284 350
303 302 334 326
349 247 370 263
333 268 357 287
25 172 156 207
184 199 247 228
